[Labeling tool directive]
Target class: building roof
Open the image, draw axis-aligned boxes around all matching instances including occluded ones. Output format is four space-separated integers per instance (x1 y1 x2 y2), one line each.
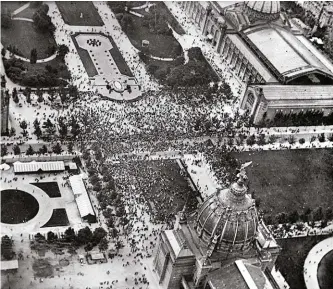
196 181 258 250
69 175 95 218
164 229 194 259
227 34 278 83
1 260 19 270
90 252 104 260
245 1 280 15
13 161 65 173
259 85 333 101
244 25 333 81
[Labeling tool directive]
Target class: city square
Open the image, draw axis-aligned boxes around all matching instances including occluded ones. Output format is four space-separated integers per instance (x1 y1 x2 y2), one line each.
1 1 333 289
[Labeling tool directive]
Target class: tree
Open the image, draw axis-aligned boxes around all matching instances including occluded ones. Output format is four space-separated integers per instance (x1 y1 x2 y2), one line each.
287 135 296 145
93 227 107 244
257 134 266 146
287 210 299 224
246 134 256 146
58 119 68 139
120 14 134 33
37 88 44 103
24 87 32 104
268 134 278 144
13 89 19 104
299 138 305 144
67 142 74 153
34 125 42 139
318 133 326 143
39 144 48 154
1 13 12 29
57 44 69 60
20 120 28 137
1 236 14 260
47 231 58 242
9 127 16 137
33 4 55 33
13 144 21 155
1 47 6 57
26 145 35 155
276 212 287 224
77 226 93 245
115 240 124 250
64 227 76 242
312 206 324 222
52 143 63 154
30 48 37 64
98 237 108 252
1 144 8 157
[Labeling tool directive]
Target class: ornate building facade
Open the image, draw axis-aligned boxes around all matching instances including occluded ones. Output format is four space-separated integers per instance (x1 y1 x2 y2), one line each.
153 166 282 289
181 1 333 124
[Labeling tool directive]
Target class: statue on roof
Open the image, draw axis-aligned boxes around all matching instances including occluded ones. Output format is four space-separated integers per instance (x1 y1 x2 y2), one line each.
236 161 252 186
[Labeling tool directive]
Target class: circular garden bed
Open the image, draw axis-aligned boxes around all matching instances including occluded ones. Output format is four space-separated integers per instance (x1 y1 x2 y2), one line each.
1 189 39 224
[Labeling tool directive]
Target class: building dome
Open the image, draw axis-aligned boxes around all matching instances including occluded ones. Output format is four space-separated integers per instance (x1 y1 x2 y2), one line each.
245 1 281 21
195 174 259 253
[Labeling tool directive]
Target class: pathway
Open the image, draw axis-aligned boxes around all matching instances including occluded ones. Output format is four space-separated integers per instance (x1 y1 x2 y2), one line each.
4 49 57 64
11 2 30 16
12 17 33 22
303 237 333 289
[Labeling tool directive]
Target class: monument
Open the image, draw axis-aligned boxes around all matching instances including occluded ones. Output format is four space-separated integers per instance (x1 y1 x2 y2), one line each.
153 163 282 289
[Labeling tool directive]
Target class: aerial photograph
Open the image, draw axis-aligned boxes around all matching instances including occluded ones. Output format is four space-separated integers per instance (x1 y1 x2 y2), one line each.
0 1 332 289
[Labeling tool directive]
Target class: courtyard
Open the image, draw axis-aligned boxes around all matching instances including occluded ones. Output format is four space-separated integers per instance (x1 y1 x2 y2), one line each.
0 166 84 235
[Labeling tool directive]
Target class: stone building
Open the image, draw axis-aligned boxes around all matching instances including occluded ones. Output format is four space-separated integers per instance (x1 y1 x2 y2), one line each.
153 166 282 289
302 1 333 28
181 1 333 124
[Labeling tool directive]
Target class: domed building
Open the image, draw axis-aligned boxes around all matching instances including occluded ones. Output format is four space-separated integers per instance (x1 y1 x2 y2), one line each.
195 175 258 253
180 1 333 125
153 166 282 289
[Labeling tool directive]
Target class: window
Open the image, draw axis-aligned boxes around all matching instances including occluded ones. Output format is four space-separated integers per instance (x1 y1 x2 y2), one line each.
247 92 255 106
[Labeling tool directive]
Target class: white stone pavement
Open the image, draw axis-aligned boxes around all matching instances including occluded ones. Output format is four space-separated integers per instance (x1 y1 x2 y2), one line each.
303 237 333 289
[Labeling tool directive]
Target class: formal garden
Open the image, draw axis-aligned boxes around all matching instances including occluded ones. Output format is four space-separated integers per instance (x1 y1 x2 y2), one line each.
56 1 104 26
31 182 61 198
41 208 70 228
1 189 40 224
1 2 71 87
108 1 219 87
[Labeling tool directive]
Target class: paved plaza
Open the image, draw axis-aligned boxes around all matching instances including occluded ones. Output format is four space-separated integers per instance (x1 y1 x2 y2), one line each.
304 237 333 289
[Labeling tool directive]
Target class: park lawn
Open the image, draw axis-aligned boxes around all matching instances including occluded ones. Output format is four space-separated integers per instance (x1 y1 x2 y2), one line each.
1 1 28 14
41 208 70 227
25 56 72 80
15 5 36 19
1 20 57 59
153 2 186 35
276 235 328 289
56 1 104 26
232 149 333 215
126 15 182 59
31 182 61 198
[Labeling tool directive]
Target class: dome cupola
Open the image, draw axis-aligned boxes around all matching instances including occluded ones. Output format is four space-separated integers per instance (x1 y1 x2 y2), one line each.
245 1 281 21
195 163 259 254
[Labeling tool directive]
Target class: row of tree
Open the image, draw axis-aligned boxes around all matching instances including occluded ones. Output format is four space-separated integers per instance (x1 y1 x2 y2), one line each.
34 226 110 252
263 206 333 226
